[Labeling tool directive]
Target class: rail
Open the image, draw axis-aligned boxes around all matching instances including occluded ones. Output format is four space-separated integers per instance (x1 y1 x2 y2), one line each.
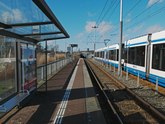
85 59 124 124
89 59 165 123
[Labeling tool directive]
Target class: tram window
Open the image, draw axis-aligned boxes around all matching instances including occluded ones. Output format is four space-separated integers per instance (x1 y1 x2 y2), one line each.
109 50 117 61
128 46 145 66
101 51 104 58
108 50 111 60
100 51 102 58
103 51 105 58
106 51 109 59
113 50 116 60
95 52 97 57
109 50 113 60
117 50 119 61
97 52 99 57
123 48 128 63
152 43 165 71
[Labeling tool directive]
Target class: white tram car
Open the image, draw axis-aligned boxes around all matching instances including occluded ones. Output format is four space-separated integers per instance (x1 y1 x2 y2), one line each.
94 30 165 87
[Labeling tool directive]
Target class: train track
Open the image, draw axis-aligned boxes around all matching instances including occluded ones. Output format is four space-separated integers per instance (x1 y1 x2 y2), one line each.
85 59 165 124
94 59 165 116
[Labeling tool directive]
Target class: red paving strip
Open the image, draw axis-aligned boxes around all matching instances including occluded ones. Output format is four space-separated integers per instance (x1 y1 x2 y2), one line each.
1 60 78 124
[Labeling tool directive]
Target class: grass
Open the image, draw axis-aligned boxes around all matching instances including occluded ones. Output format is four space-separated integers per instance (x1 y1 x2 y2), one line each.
37 53 65 65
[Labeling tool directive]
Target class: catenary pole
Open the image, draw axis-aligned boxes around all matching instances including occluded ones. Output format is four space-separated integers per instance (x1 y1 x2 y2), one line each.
118 0 123 76
92 26 98 55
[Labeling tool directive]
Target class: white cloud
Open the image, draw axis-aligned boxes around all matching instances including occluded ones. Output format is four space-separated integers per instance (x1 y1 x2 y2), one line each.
85 21 96 32
124 13 132 24
145 24 163 33
1 9 25 23
13 9 24 22
124 24 164 41
147 0 163 7
97 21 113 35
2 11 11 23
75 32 84 39
85 21 113 35
82 21 114 49
124 23 144 40
125 18 131 23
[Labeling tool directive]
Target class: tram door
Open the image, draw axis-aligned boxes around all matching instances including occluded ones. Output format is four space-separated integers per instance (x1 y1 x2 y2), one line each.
20 43 37 92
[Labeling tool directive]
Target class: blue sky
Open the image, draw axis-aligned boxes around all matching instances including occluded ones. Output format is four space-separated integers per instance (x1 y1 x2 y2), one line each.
46 0 165 51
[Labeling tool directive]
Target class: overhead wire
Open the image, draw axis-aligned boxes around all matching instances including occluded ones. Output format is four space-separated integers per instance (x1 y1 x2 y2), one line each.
125 0 162 28
98 0 118 26
96 0 120 42
96 0 109 26
87 0 119 47
86 0 110 45
123 0 142 19
107 0 120 21
124 5 165 31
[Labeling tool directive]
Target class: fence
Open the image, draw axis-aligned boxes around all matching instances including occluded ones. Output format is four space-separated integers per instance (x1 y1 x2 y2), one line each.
37 57 72 87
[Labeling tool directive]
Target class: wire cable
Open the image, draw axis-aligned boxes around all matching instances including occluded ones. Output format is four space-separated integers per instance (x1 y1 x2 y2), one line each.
123 0 142 19
124 5 165 31
96 0 109 26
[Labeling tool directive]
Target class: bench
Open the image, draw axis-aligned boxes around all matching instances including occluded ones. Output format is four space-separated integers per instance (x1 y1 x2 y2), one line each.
0 90 29 113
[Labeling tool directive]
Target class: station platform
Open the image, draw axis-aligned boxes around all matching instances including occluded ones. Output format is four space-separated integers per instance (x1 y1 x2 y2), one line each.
1 58 106 124
54 58 106 124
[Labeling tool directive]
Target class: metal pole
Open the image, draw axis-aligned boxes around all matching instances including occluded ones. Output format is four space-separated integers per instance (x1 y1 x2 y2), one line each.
55 41 57 72
65 42 67 65
118 0 123 76
45 40 47 92
94 27 96 55
155 77 159 94
126 41 129 80
92 26 98 55
137 71 139 87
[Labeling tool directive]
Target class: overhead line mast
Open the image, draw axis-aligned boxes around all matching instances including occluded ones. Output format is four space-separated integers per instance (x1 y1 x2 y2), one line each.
118 0 123 77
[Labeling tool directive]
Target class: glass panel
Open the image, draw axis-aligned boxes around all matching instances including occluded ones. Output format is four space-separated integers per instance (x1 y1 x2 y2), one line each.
7 24 61 36
0 36 17 102
29 33 65 41
109 50 116 60
128 46 145 66
20 43 36 91
36 41 46 66
152 43 165 71
0 0 68 41
0 0 49 24
40 24 60 34
36 41 46 87
101 51 104 58
106 51 108 59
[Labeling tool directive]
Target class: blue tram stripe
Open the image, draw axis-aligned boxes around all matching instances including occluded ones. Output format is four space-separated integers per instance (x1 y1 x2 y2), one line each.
126 41 147 47
151 38 165 43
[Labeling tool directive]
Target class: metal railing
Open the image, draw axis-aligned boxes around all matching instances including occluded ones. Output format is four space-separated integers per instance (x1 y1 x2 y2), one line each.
37 57 72 87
